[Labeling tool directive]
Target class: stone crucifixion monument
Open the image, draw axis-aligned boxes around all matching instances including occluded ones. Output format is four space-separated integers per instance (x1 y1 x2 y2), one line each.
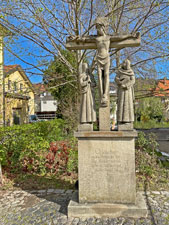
66 17 147 218
66 17 140 131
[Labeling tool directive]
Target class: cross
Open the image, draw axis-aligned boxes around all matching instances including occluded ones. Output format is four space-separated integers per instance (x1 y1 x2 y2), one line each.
66 17 141 131
66 32 141 50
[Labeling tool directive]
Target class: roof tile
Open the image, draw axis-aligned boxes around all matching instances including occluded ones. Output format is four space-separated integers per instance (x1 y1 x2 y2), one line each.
154 79 169 96
4 65 19 73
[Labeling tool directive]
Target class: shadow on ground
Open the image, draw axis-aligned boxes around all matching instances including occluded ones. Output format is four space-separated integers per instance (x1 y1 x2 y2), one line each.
1 171 76 191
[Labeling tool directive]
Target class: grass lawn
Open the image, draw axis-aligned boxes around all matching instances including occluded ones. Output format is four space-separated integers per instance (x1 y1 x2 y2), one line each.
0 171 77 191
134 121 169 129
1 167 168 192
136 154 169 191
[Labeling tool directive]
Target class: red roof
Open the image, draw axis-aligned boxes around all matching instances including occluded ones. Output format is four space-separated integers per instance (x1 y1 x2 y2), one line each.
154 78 169 97
4 65 19 73
33 83 47 92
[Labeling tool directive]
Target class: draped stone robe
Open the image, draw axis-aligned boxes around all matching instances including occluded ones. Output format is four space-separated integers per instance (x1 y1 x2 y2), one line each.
80 72 96 123
115 67 135 123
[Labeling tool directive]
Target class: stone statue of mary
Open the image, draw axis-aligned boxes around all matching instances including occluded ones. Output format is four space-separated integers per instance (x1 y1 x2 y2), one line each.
115 59 135 129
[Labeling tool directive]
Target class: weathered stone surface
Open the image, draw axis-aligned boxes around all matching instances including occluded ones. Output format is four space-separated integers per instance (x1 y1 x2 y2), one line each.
74 130 138 138
115 59 135 130
118 123 133 131
99 103 110 131
76 131 137 204
68 191 148 218
66 18 141 108
78 124 93 131
66 33 141 50
79 63 96 124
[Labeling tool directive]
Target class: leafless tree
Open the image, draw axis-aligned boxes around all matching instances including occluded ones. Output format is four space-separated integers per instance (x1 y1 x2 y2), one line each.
0 0 168 82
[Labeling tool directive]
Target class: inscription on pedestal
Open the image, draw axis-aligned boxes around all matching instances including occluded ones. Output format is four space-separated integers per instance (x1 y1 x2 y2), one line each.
78 135 136 204
91 148 131 174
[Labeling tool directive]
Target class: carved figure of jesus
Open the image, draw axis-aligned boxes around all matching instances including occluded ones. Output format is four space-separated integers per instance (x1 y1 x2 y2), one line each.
95 18 110 106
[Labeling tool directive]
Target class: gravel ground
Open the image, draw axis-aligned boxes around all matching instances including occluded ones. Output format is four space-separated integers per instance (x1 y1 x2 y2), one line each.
0 189 169 225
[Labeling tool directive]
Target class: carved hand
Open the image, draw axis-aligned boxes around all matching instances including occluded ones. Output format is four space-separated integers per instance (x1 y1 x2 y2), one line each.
121 84 128 89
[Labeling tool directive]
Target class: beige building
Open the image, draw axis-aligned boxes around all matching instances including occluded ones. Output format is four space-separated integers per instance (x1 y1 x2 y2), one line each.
3 65 35 125
0 24 11 126
33 83 57 120
0 24 35 126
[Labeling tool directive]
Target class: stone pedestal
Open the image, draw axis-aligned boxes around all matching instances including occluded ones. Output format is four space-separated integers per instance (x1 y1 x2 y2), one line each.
76 131 137 204
78 124 93 131
99 106 110 131
118 122 133 131
68 191 148 218
68 130 148 218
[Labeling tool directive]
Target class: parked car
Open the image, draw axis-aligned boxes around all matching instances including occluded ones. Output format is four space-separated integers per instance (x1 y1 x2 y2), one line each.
28 115 39 123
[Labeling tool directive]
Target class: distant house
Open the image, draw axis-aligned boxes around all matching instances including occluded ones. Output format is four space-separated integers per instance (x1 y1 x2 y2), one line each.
153 77 169 98
3 65 35 125
153 77 169 118
109 82 117 96
134 78 156 100
33 83 57 120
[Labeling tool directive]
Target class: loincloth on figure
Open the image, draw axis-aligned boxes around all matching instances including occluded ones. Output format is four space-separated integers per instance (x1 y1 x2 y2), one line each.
97 54 110 69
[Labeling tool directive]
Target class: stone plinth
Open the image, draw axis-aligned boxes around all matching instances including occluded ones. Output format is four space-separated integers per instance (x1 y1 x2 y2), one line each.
78 124 93 131
74 131 137 204
118 122 133 131
99 105 110 131
68 191 148 218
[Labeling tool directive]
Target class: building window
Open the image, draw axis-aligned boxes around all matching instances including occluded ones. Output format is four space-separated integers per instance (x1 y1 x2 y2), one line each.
14 82 17 92
43 101 47 104
8 80 11 90
20 83 23 91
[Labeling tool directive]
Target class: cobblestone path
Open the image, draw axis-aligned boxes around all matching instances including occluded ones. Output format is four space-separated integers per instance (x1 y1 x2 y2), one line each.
0 189 169 225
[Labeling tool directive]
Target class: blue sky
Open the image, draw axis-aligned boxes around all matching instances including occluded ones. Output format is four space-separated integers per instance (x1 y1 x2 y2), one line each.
4 36 53 84
4 34 169 84
4 52 44 84
1 0 169 85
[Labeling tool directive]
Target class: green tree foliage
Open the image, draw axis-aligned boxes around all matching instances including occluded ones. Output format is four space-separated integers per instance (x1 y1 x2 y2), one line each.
135 131 169 190
44 49 79 126
135 97 165 122
0 119 78 175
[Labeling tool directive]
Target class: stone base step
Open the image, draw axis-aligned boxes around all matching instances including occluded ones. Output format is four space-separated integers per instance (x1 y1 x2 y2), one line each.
68 191 148 219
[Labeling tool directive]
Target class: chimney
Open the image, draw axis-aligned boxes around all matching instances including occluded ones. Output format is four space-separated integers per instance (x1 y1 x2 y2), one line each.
164 77 167 85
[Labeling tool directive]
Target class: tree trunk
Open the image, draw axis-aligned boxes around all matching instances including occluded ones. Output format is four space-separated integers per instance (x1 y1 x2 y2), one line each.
0 163 3 184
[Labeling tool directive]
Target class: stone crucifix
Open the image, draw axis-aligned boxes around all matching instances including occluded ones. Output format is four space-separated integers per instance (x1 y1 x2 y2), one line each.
66 17 141 130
